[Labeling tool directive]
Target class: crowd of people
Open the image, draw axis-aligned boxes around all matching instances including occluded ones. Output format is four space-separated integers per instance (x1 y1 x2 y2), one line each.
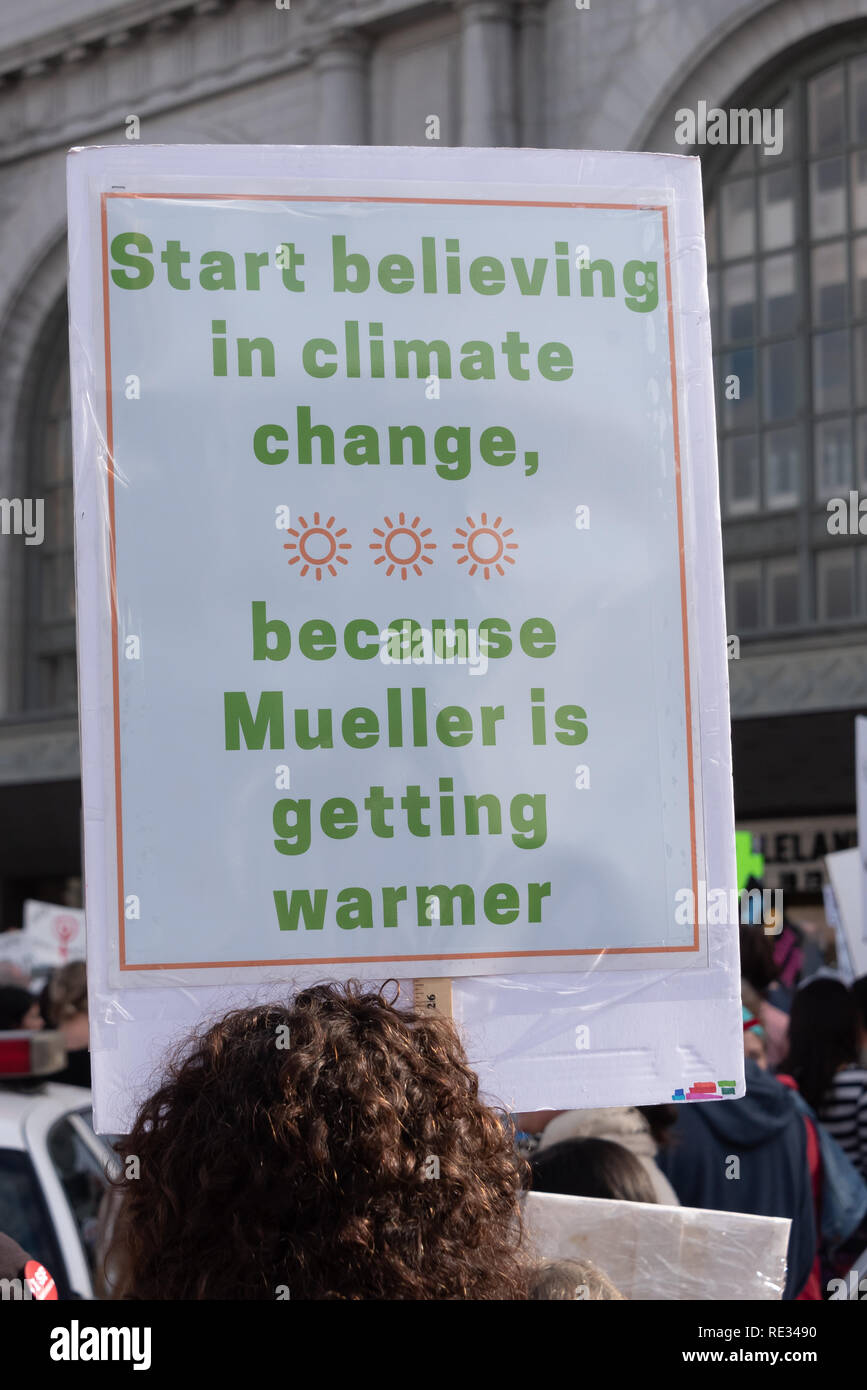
502 921 867 1300
0 960 91 1087
1 919 867 1300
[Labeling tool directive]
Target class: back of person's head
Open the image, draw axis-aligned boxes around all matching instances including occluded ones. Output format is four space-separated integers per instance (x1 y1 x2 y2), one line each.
529 1257 625 1300
635 1103 678 1150
109 981 530 1300
0 985 36 1030
739 923 779 994
0 961 28 989
45 962 87 1026
785 976 858 1112
530 1137 658 1204
851 976 867 1034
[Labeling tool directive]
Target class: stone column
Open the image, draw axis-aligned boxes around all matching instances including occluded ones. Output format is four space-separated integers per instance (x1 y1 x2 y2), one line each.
456 0 517 147
314 28 370 146
517 0 546 148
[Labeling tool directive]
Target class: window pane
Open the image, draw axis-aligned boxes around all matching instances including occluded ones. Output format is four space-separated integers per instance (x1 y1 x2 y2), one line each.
728 142 756 176
722 347 756 427
764 340 799 420
762 253 798 334
813 329 850 412
812 241 848 324
0 1150 66 1296
811 157 846 238
854 324 867 407
853 150 867 229
721 180 755 258
738 577 761 629
817 550 855 620
760 168 795 249
767 559 800 626
705 62 867 636
815 417 852 499
851 55 867 143
854 236 867 315
764 427 801 508
858 414 867 488
723 263 756 340
47 1119 112 1289
809 66 845 153
727 563 762 632
761 95 796 163
724 435 759 514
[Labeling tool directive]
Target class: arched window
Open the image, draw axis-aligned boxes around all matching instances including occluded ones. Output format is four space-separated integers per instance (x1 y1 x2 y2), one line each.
705 47 867 635
23 306 76 713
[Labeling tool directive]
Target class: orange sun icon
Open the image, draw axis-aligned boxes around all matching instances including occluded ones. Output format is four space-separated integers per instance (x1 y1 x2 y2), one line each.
370 512 436 579
453 513 518 578
283 512 351 580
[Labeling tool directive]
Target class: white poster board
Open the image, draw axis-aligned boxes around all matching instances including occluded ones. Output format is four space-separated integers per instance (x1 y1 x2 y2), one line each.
21 901 87 972
0 931 33 979
826 848 867 978
825 882 854 985
523 1191 789 1300
67 144 742 1132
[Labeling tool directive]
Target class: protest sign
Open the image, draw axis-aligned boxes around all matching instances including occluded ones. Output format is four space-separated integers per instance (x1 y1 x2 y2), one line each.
22 901 87 971
0 930 32 980
67 144 742 1131
523 1191 789 1300
826 848 867 977
825 883 855 985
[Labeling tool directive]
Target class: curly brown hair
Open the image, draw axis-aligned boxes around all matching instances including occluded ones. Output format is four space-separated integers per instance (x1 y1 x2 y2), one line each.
109 981 531 1299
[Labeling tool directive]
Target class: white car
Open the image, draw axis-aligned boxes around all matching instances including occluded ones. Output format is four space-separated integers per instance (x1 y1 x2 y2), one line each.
0 1032 119 1300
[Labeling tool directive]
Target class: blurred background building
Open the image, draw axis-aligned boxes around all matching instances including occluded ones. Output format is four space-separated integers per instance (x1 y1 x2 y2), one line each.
0 0 864 927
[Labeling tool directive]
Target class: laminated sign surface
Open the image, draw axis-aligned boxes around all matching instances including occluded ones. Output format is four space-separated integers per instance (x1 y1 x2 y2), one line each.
67 145 743 1130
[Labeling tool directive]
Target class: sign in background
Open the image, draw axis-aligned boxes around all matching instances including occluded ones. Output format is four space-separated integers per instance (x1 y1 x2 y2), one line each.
0 903 86 976
825 848 867 978
68 145 742 1131
22 900 86 971
738 817 857 894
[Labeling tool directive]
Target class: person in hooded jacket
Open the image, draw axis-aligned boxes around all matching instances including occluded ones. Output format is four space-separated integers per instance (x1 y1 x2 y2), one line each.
656 1058 817 1300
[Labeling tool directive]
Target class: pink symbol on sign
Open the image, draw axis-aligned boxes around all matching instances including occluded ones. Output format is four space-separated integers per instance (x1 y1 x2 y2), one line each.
53 915 79 962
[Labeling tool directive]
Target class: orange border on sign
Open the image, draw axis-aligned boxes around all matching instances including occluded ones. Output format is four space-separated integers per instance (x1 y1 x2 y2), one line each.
100 191 700 971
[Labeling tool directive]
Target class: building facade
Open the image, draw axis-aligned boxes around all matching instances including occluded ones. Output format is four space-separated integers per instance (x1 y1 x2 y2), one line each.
0 0 865 926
